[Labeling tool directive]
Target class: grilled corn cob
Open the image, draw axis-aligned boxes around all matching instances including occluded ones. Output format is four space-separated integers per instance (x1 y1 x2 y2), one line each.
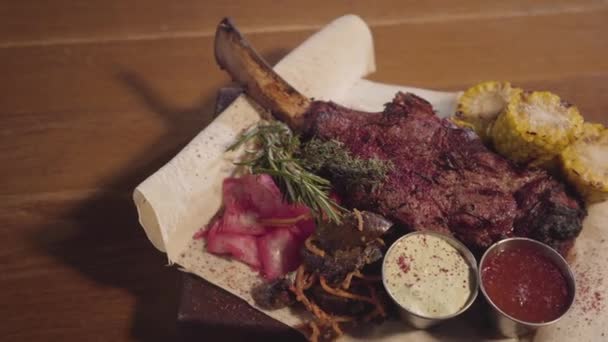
490 91 584 166
561 123 608 203
453 81 522 141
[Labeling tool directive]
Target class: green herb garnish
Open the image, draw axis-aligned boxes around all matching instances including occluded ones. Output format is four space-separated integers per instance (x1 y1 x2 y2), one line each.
228 121 345 223
302 139 393 189
228 121 393 223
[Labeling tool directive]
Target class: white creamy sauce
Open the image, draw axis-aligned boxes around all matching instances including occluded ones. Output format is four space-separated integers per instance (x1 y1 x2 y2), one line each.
383 233 473 318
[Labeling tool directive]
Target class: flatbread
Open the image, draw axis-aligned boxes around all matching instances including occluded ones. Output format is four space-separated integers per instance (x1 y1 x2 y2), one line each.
133 14 607 341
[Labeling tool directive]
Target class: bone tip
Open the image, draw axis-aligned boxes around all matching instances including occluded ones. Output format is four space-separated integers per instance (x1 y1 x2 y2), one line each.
218 17 237 33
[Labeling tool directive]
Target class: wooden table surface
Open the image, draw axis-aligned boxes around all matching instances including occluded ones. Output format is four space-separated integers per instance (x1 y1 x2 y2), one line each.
1 1 607 341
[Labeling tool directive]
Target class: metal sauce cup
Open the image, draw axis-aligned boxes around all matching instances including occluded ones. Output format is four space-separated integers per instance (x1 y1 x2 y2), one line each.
478 238 576 337
382 231 479 329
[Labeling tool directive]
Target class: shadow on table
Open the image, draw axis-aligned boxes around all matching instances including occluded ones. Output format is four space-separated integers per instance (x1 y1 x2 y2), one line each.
30 68 218 341
30 48 291 342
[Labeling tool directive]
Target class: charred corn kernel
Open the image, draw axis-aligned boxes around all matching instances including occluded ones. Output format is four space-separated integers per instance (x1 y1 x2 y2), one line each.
454 81 522 141
490 91 584 166
561 123 608 203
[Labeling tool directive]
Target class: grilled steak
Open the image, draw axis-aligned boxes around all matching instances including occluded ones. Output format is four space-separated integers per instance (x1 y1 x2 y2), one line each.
304 92 585 254
214 19 585 255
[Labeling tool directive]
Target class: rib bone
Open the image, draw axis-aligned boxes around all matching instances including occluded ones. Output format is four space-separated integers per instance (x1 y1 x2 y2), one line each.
214 18 310 129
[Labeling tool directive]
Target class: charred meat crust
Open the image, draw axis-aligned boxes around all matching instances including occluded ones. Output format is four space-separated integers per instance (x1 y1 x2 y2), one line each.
314 211 393 252
301 211 392 284
302 242 384 284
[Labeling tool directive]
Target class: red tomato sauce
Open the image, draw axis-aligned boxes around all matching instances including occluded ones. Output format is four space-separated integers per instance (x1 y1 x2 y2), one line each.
481 243 571 323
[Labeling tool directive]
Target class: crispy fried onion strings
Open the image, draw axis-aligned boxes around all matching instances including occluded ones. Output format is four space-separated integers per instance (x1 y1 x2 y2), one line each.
305 236 326 257
319 277 375 304
353 208 364 232
290 265 352 342
291 238 388 341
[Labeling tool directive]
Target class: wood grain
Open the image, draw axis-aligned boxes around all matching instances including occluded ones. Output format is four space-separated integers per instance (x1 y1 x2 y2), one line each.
0 2 607 341
1 0 605 45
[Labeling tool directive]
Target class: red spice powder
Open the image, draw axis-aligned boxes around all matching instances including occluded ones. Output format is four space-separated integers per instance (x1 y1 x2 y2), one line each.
576 269 605 316
397 254 411 274
594 292 603 302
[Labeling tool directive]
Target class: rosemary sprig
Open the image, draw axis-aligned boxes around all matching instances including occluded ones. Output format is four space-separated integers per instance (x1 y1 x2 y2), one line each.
228 121 345 223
